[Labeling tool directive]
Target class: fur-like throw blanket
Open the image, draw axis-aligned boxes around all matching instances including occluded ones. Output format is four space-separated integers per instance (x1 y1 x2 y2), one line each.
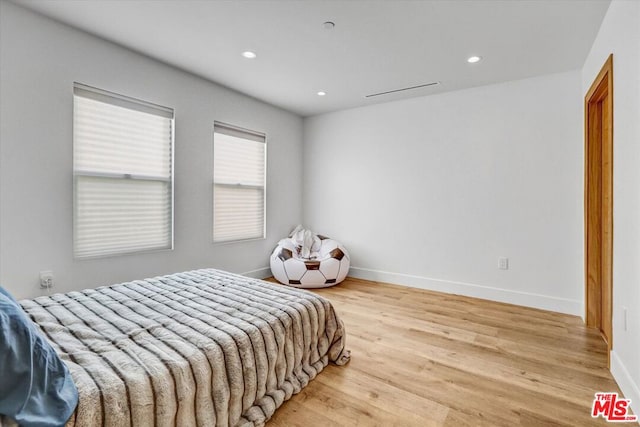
6 269 349 427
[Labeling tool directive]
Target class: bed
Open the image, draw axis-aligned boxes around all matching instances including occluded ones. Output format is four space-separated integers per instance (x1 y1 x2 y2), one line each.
5 269 350 427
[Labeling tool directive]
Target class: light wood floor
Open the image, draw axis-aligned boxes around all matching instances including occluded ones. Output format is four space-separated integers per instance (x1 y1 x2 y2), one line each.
267 277 632 427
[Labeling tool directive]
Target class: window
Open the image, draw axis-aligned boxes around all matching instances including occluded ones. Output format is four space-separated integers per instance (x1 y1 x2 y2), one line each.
213 122 266 243
73 83 174 258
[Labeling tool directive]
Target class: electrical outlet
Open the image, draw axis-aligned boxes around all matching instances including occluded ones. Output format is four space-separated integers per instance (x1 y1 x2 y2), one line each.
39 271 54 289
498 257 509 270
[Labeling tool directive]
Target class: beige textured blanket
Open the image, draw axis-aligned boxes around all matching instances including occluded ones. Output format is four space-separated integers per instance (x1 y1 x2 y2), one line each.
17 269 350 427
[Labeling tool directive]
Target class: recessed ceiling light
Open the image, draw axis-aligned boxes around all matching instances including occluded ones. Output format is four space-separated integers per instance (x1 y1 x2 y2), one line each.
467 56 482 63
317 91 326 96
242 51 257 59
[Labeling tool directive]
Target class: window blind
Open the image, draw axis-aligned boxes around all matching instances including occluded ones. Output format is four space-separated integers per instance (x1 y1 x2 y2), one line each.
213 122 266 242
73 83 174 258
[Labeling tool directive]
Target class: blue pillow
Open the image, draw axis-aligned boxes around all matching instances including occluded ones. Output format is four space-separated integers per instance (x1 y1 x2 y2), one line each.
0 287 78 427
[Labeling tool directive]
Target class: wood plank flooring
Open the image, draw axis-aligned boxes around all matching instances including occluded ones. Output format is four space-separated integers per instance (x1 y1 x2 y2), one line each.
266 277 634 426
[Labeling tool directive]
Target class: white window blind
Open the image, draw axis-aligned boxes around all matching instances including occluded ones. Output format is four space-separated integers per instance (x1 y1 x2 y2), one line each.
73 83 174 258
213 122 266 242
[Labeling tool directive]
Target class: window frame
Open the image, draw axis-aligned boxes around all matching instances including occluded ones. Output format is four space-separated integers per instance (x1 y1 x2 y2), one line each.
212 121 267 244
72 82 175 259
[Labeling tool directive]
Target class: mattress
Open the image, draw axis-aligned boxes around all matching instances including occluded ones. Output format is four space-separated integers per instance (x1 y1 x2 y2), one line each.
16 269 350 427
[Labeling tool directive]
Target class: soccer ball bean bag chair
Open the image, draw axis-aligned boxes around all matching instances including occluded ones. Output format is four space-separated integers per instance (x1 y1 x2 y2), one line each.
270 230 350 288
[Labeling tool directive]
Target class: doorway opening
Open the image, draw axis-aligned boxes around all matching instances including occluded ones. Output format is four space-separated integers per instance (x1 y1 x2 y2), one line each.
584 54 613 364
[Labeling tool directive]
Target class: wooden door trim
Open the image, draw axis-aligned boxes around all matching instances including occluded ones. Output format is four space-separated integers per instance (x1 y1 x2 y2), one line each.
584 54 613 358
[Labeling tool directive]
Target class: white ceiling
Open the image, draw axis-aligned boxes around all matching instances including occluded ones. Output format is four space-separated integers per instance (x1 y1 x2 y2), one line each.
15 0 610 117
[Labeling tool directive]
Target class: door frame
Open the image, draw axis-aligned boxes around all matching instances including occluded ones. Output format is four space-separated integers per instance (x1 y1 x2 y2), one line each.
584 54 613 360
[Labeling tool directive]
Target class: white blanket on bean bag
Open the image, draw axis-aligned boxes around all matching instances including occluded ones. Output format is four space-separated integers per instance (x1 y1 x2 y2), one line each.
288 225 321 259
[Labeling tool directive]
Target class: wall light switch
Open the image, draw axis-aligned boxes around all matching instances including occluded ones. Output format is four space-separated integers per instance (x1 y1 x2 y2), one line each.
498 257 509 270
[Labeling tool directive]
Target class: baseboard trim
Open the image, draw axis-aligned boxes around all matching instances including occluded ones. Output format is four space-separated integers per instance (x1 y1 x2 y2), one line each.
241 266 272 280
611 350 640 417
348 266 582 316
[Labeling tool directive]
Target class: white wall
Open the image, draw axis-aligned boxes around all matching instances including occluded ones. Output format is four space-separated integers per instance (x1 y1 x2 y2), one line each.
0 1 302 299
581 0 640 413
303 70 583 315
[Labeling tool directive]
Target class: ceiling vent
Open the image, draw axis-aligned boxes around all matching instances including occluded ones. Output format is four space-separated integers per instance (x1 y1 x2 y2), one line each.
365 81 440 98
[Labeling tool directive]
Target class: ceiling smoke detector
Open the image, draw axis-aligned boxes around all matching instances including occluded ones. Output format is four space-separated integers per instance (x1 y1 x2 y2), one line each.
323 21 335 30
